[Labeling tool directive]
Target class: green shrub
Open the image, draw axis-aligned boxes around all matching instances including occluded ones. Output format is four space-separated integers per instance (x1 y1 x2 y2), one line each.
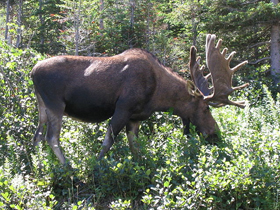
0 40 279 209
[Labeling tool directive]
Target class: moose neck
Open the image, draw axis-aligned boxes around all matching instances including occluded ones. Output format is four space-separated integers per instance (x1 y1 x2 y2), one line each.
152 69 191 114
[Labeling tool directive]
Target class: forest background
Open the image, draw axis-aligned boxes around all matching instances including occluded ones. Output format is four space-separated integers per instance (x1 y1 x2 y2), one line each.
0 0 280 209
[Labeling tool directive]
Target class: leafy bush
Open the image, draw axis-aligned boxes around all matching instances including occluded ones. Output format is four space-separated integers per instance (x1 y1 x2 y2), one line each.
0 40 45 168
0 40 279 209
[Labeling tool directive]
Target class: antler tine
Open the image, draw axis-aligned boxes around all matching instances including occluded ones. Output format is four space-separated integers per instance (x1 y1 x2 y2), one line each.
204 34 249 108
221 48 228 56
232 60 248 73
227 51 236 63
189 46 212 96
209 100 246 108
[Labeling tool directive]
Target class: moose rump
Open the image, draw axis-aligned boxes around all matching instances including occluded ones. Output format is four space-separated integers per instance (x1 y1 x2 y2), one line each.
32 50 157 164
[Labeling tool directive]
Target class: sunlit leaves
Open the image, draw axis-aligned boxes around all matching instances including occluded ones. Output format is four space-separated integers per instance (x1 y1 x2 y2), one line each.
0 40 45 170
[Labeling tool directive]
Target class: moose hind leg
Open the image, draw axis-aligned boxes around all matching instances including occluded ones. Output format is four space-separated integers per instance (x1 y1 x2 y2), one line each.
33 94 48 146
45 109 66 164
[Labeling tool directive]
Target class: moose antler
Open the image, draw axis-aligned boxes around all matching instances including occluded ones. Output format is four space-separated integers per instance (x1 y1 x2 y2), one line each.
190 34 249 108
189 46 212 96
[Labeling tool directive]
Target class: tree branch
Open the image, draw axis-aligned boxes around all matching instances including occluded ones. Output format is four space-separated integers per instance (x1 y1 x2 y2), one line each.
249 41 271 48
248 57 271 65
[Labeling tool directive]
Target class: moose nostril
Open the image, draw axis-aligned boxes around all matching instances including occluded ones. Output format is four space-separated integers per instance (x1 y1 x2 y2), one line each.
205 128 215 136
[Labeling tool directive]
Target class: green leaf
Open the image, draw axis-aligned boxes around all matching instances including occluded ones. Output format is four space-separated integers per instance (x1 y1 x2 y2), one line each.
164 181 170 187
1 192 10 202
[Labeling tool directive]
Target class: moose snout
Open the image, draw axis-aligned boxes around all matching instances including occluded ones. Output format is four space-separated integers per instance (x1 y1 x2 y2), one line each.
203 124 221 143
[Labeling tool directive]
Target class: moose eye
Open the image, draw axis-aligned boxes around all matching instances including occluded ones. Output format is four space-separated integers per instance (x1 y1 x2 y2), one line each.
205 106 210 112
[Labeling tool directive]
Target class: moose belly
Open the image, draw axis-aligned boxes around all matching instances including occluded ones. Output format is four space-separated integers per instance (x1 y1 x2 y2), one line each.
63 86 117 122
64 103 115 123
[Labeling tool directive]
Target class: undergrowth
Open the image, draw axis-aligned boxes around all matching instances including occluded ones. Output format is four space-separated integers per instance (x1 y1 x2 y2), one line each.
0 40 280 209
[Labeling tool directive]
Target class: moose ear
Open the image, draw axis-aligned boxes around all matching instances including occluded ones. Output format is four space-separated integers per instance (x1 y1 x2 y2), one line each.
187 81 202 97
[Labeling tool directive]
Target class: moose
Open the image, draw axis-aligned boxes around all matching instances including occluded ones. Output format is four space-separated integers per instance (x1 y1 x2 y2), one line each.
31 34 249 164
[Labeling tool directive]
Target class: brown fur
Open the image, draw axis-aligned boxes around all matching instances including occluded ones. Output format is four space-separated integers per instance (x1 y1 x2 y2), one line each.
31 48 218 164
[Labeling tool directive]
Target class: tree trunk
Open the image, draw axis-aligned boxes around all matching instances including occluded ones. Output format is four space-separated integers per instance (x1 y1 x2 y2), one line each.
75 0 81 55
5 0 10 44
39 0 45 48
99 0 104 30
270 0 280 84
145 3 151 51
129 0 135 48
16 0 23 48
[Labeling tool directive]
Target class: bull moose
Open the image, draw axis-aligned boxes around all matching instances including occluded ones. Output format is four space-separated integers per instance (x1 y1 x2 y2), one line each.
31 34 249 164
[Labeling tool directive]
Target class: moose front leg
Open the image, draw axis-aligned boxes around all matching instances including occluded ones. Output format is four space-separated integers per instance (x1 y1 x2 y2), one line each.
182 118 191 135
98 108 132 159
126 120 141 159
98 125 115 159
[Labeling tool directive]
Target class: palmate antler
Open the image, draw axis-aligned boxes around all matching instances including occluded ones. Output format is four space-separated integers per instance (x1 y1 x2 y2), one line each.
190 34 249 108
189 46 212 96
